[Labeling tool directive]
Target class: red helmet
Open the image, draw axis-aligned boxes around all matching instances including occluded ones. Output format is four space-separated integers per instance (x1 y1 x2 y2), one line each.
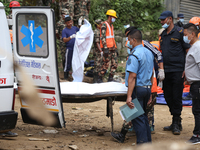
9 1 20 8
189 17 200 26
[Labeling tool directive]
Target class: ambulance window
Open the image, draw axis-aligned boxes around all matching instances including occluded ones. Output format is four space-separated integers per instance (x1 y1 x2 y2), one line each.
16 13 48 58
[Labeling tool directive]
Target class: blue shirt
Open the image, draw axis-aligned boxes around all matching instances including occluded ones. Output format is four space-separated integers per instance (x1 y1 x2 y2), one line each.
62 26 79 49
127 40 163 63
125 44 154 87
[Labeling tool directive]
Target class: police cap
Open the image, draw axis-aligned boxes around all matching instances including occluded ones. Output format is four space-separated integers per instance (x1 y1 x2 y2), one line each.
159 11 173 19
177 13 184 18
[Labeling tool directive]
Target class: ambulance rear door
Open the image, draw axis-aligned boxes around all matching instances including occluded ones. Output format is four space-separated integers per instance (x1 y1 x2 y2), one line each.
12 7 65 128
0 2 18 132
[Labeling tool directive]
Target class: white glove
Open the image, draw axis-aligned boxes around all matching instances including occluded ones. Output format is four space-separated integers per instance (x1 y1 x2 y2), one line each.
158 69 165 81
78 16 83 26
101 51 103 57
70 34 76 39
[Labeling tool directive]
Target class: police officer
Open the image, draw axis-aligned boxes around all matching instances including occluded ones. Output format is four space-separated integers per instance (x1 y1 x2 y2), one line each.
98 9 118 83
175 13 184 28
125 27 163 134
159 11 190 135
111 29 154 144
184 23 200 144
93 19 103 83
125 26 165 82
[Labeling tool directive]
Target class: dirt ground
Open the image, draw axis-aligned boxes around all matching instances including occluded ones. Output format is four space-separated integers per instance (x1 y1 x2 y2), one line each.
0 92 200 150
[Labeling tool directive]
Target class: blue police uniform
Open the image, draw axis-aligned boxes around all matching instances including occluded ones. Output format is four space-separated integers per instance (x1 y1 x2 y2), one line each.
127 40 162 83
125 44 154 144
160 25 190 117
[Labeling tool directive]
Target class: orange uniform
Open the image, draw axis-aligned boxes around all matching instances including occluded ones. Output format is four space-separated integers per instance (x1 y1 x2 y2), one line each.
150 41 161 53
100 21 117 49
151 70 157 93
9 30 13 44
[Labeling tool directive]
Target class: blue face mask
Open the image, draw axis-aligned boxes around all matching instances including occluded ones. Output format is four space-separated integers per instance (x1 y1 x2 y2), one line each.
127 41 132 54
183 36 191 44
162 23 169 29
127 41 133 48
111 18 116 23
179 19 184 23
162 19 170 29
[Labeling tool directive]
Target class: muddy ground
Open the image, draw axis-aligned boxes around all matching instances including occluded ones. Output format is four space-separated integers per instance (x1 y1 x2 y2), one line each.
0 62 199 150
0 92 199 150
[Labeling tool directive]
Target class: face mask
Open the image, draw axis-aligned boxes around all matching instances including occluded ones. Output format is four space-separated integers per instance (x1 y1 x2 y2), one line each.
197 26 199 30
127 49 130 54
162 19 170 29
162 23 169 29
127 41 132 49
179 19 184 23
111 18 116 23
183 36 191 44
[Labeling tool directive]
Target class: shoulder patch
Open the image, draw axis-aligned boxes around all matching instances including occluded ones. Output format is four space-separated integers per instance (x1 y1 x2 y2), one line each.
176 26 183 33
127 59 131 65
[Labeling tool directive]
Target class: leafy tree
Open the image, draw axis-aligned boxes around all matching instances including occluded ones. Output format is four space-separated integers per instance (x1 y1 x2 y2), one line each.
89 0 164 33
0 0 23 15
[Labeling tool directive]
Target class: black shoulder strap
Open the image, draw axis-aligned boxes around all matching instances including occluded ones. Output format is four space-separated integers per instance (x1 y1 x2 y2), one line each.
132 54 138 60
129 50 139 61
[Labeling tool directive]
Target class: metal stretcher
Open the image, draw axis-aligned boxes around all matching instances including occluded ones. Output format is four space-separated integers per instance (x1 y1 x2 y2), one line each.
60 82 127 131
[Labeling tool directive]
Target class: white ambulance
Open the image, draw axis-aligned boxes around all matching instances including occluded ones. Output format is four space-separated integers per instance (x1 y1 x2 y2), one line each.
0 2 65 132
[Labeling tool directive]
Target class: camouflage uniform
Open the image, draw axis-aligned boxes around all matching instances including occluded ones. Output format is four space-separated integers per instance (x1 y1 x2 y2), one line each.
93 28 102 75
146 92 157 132
56 8 69 70
36 0 56 6
99 22 118 79
61 0 74 21
74 0 90 26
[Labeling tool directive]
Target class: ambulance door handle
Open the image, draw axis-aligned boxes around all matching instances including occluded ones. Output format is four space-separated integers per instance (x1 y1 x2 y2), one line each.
42 63 51 74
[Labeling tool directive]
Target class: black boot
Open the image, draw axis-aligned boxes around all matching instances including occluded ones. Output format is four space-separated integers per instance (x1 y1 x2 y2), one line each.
163 124 173 131
163 117 182 131
163 117 173 131
179 117 182 131
172 117 180 135
93 73 98 83
97 76 103 83
64 72 69 80
111 127 128 143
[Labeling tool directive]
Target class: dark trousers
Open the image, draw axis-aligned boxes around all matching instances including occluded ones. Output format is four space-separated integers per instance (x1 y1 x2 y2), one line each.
163 72 184 116
64 48 73 72
190 81 200 135
131 87 151 144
